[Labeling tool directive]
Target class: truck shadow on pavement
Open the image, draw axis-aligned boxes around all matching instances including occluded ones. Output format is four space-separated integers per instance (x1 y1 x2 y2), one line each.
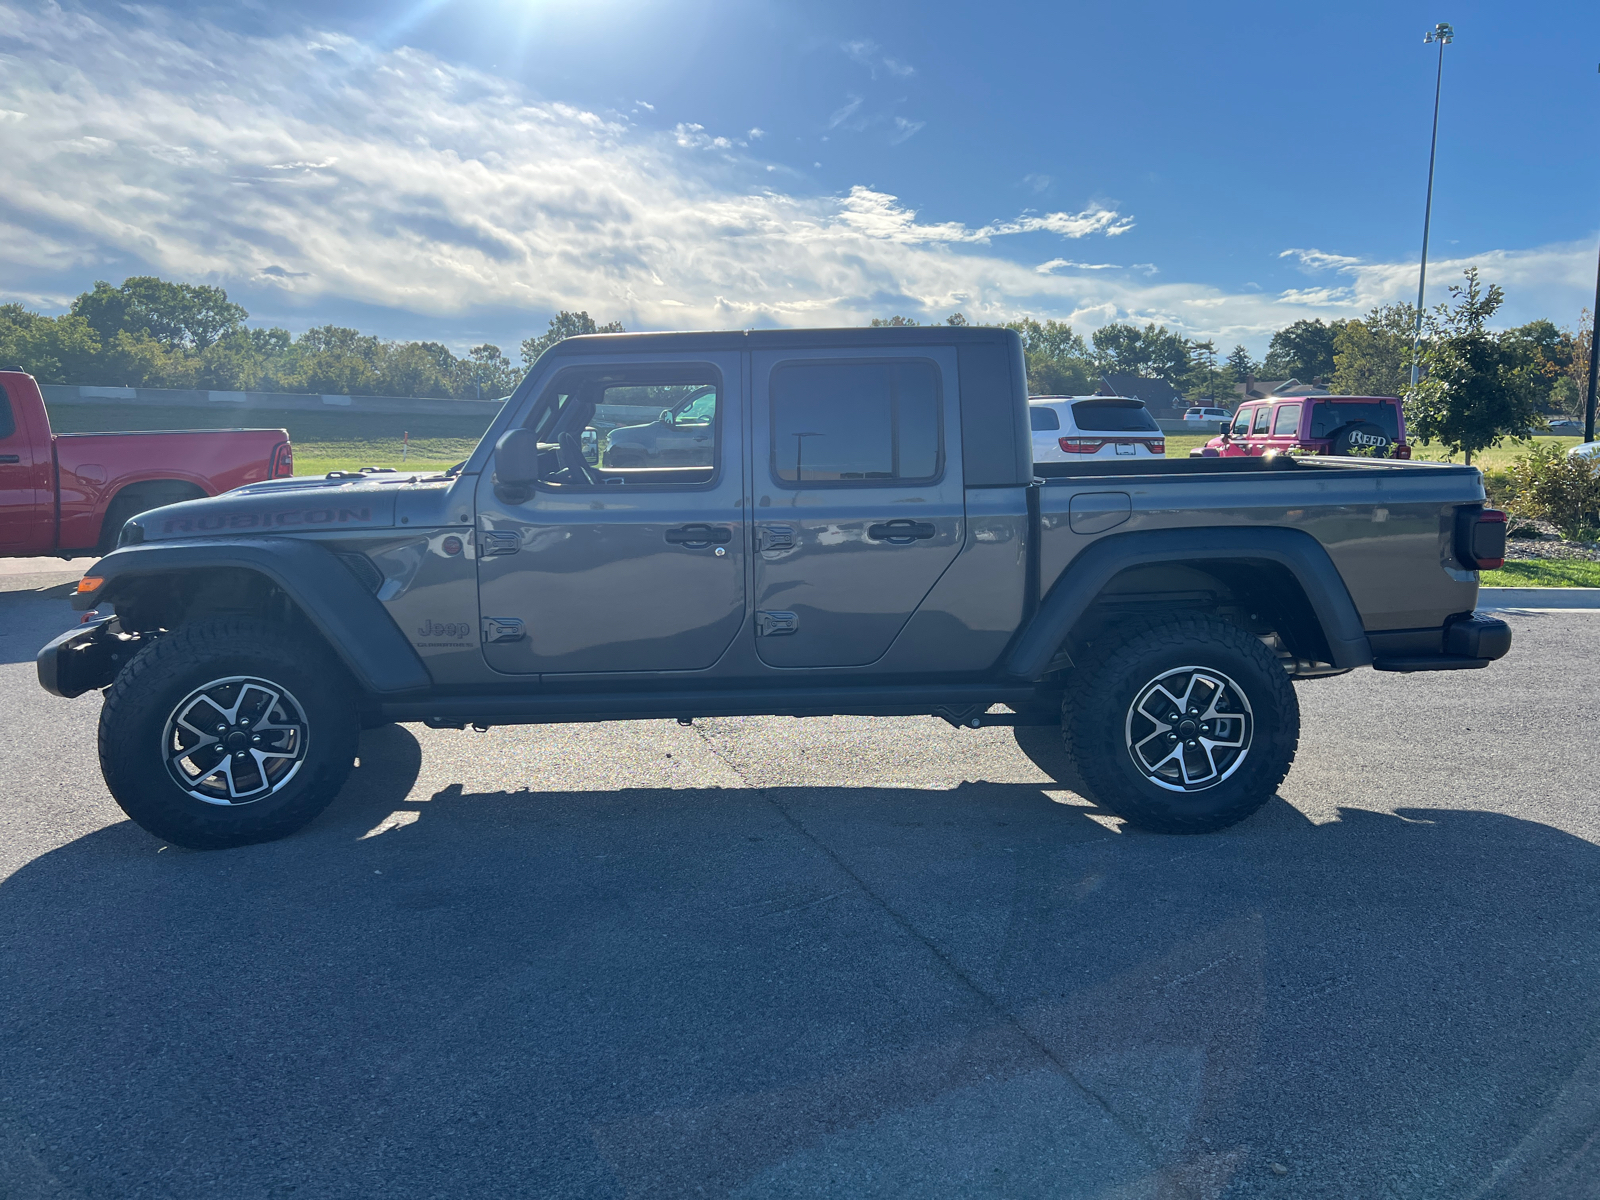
2 723 1599 1200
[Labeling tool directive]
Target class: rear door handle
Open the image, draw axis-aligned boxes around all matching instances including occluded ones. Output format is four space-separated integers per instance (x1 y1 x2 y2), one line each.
867 520 935 543
664 523 732 546
0 455 19 464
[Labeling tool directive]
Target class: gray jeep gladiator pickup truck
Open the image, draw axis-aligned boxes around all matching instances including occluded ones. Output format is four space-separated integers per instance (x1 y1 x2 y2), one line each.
37 327 1511 849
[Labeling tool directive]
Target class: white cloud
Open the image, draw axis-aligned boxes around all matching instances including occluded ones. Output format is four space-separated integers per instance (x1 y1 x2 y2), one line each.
0 3 1588 347
827 96 864 130
1280 247 1363 271
842 39 914 79
889 116 925 145
1036 259 1121 273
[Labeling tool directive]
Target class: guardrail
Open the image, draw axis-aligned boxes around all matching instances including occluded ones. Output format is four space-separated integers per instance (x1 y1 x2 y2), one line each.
39 384 506 419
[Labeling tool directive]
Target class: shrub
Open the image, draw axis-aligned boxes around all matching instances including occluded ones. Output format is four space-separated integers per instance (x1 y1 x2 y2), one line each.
1506 443 1600 542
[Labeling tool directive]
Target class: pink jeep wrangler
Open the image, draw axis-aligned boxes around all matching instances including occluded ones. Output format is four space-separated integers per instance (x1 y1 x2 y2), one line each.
1194 395 1411 459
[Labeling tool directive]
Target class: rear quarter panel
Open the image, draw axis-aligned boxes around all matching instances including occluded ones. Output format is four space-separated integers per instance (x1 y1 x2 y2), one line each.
1038 462 1482 633
54 428 287 550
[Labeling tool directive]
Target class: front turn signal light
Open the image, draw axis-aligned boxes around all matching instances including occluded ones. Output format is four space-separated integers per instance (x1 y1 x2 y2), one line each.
77 576 103 594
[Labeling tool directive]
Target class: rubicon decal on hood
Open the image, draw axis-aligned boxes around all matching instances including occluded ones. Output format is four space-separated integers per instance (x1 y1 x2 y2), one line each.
160 507 375 534
135 488 401 539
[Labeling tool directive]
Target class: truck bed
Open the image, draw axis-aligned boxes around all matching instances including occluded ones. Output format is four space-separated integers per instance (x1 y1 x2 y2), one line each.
1035 456 1484 634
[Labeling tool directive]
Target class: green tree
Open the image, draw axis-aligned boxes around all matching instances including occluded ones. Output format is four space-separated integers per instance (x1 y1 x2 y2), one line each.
869 315 921 328
1262 319 1341 382
1498 318 1576 417
0 305 103 382
1006 318 1095 395
1225 344 1258 382
1330 303 1416 398
466 344 521 398
1185 339 1232 404
1568 309 1594 421
1409 268 1538 465
520 311 626 367
71 277 247 351
1091 323 1191 386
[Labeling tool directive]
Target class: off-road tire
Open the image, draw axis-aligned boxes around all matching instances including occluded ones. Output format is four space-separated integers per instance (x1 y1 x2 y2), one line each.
1062 613 1298 833
98 619 359 849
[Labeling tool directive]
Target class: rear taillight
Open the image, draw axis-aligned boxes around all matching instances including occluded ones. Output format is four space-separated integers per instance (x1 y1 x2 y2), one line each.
1455 507 1507 571
272 442 294 478
1057 437 1164 455
1393 442 1412 460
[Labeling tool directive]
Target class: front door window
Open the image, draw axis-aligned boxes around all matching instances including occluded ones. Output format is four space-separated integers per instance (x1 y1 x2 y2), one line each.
474 356 746 674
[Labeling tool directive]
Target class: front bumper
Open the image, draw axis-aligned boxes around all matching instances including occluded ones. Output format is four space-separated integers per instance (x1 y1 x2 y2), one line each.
36 615 142 698
1371 612 1512 672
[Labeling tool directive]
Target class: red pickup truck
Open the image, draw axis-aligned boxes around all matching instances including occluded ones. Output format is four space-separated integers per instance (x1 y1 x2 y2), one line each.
0 371 293 558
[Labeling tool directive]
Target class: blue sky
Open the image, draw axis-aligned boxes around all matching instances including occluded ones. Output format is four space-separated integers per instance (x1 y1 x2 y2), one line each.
2 0 1597 357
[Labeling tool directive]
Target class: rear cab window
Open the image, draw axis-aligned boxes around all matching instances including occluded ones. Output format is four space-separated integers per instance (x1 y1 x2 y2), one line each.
769 359 942 485
1271 403 1302 436
1029 406 1061 431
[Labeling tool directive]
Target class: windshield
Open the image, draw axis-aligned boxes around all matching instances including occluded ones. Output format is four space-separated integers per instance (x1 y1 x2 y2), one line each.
1310 400 1401 440
1072 400 1159 432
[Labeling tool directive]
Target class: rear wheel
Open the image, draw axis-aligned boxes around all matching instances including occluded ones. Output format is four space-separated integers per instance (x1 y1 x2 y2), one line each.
1063 613 1299 833
98 620 359 849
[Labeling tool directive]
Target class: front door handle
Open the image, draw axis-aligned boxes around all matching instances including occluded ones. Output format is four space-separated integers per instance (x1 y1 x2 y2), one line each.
664 523 732 547
867 520 935 544
0 455 19 464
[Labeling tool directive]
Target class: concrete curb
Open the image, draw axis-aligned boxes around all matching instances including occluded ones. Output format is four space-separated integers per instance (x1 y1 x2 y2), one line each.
1479 587 1600 610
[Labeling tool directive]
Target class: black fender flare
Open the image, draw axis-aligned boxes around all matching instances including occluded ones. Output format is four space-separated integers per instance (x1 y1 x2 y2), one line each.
70 537 432 695
1005 527 1373 680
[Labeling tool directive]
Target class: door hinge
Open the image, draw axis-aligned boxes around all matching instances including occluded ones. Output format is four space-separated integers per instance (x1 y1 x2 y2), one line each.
479 531 521 556
758 524 795 552
482 617 526 643
755 610 798 637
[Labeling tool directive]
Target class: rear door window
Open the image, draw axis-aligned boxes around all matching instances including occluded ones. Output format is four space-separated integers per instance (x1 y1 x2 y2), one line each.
1070 400 1159 432
1310 401 1400 440
1272 403 1302 436
769 359 941 484
0 388 14 439
1029 406 1061 431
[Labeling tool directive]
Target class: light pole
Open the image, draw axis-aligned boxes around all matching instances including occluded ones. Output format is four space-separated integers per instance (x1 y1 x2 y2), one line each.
1587 66 1600 443
1410 22 1455 392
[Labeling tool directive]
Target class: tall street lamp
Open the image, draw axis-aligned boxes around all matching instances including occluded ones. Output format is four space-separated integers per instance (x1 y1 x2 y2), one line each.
1410 22 1455 392
1587 64 1600 443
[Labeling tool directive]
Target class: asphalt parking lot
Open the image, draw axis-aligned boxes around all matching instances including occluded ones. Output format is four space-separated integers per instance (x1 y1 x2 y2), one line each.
2 566 1598 1200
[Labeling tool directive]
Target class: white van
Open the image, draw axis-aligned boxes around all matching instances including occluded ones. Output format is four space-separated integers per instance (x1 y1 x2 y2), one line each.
1029 396 1166 462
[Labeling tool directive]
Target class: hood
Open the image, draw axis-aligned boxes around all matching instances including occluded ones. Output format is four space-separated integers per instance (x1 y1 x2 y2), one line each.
124 473 429 543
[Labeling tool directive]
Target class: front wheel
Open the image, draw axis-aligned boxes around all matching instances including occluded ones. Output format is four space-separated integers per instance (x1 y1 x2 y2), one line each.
98 620 359 849
1063 613 1299 834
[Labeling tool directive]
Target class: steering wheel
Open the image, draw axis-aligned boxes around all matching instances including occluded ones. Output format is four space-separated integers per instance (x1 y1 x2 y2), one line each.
556 431 604 486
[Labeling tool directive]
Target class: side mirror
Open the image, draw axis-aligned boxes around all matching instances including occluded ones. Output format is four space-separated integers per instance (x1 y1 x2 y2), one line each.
494 428 541 485
659 408 675 425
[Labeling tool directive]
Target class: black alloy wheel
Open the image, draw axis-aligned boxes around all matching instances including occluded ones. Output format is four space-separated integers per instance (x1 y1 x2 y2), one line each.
1063 613 1300 833
98 619 358 849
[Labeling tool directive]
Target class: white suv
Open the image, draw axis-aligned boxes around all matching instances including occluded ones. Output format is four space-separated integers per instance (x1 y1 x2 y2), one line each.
1183 406 1230 423
1029 396 1166 462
